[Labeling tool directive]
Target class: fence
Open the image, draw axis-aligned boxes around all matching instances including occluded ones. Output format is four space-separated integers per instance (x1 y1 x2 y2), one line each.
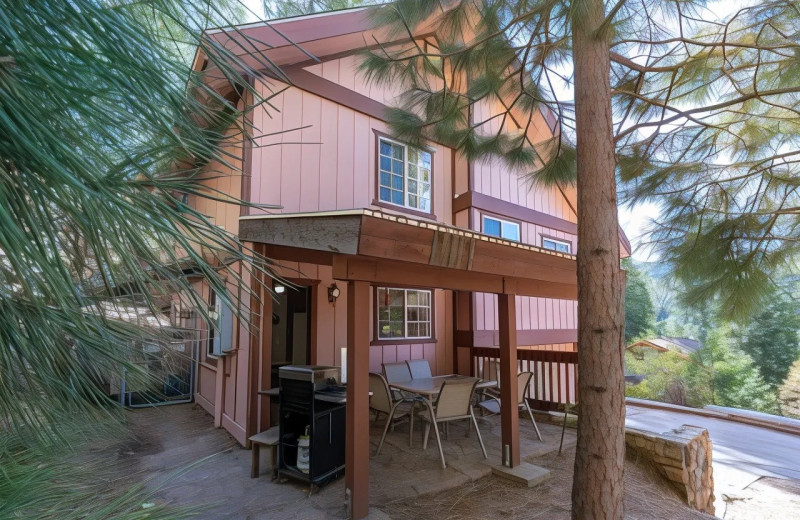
471 345 578 410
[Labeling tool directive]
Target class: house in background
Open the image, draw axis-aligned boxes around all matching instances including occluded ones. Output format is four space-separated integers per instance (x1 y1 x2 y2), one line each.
628 337 703 360
180 7 630 518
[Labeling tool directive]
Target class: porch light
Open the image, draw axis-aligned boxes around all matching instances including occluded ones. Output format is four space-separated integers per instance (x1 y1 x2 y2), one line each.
274 284 286 294
327 283 341 303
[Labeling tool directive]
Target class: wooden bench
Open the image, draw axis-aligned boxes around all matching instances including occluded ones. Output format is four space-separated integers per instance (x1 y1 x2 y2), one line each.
249 427 279 479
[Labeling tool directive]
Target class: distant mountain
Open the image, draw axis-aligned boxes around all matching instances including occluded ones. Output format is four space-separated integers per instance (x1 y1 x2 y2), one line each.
631 259 672 282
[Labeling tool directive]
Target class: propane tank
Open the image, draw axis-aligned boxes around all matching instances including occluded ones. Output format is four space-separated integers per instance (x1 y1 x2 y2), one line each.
297 425 311 474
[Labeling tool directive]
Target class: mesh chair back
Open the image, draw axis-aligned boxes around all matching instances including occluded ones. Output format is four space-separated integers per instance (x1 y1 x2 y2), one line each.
369 373 393 414
435 379 478 419
406 359 432 379
383 362 412 383
517 371 533 404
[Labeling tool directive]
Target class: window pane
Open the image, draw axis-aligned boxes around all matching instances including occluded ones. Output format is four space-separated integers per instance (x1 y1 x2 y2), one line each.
501 221 520 241
421 151 431 168
408 147 418 163
392 159 403 175
392 144 404 160
380 155 391 172
483 217 501 237
557 242 571 253
380 140 392 156
380 171 390 187
408 194 418 208
408 164 417 179
392 191 403 205
408 180 418 194
392 174 403 190
379 187 390 202
421 168 430 182
407 291 418 305
419 291 430 305
418 197 430 212
407 323 419 337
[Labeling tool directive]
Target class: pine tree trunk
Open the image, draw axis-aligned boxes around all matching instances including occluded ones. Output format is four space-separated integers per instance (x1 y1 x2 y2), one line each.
571 1 626 519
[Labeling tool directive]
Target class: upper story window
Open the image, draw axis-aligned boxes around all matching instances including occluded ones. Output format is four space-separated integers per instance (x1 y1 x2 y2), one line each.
378 137 432 213
377 287 432 340
542 237 572 254
482 215 520 242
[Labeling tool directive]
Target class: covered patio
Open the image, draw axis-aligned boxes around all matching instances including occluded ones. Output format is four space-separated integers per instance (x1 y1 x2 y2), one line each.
239 209 578 519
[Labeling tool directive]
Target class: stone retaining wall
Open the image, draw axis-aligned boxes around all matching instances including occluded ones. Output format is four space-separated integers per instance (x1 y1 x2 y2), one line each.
625 425 715 515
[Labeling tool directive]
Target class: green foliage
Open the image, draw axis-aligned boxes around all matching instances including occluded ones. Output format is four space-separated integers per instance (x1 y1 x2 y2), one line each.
0 414 200 520
687 326 777 413
739 288 800 389
625 349 689 405
360 0 800 319
778 358 800 419
622 258 656 344
0 0 283 516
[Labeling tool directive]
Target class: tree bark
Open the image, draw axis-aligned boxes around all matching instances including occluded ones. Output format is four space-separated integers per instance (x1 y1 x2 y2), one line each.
571 1 626 519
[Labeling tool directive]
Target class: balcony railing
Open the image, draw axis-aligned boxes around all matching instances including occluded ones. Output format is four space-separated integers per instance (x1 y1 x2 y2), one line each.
471 345 578 411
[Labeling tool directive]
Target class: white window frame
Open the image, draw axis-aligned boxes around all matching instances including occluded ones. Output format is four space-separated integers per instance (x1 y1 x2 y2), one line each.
481 215 521 242
542 237 572 254
377 137 432 213
377 287 432 340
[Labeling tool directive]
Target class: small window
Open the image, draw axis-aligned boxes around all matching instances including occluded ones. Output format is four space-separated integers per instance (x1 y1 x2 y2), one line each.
377 287 432 340
378 137 432 213
542 237 572 254
482 215 520 242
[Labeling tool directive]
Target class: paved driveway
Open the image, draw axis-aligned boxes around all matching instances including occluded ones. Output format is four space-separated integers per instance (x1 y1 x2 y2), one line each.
626 403 800 515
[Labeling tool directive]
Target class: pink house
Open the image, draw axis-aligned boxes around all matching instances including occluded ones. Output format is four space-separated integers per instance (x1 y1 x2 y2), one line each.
183 7 629 518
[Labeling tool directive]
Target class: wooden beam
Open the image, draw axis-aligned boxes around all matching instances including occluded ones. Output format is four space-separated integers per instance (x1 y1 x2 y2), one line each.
239 214 362 254
332 256 577 299
498 293 520 468
346 280 370 519
262 244 334 266
258 274 274 432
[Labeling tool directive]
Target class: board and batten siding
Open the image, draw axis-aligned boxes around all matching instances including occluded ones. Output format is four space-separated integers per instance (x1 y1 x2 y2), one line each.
249 59 453 224
269 261 455 378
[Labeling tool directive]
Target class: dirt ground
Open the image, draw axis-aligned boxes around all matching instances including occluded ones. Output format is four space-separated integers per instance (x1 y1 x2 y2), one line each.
111 404 800 519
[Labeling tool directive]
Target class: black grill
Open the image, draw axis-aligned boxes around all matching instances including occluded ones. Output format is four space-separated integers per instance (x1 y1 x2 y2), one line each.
277 365 346 490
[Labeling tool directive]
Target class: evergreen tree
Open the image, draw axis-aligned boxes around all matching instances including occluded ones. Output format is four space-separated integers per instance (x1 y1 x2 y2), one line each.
622 258 655 344
361 2 800 517
740 289 800 389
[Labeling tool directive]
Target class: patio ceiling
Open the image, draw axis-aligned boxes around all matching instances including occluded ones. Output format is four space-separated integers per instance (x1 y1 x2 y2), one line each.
239 209 578 300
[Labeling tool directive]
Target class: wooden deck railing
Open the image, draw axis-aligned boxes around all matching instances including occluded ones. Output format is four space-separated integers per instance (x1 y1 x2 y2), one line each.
471 345 578 410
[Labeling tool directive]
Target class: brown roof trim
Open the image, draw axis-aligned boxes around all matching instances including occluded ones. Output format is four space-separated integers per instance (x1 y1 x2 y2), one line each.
282 67 388 120
207 9 374 56
453 190 578 236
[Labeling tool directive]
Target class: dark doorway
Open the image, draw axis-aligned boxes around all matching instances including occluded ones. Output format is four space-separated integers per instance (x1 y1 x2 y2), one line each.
270 285 312 387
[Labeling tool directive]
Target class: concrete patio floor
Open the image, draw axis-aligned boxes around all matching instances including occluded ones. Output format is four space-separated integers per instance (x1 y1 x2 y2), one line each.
122 404 575 519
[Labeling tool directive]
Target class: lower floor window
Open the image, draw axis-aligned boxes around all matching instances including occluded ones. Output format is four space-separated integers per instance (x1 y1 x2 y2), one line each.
377 287 432 339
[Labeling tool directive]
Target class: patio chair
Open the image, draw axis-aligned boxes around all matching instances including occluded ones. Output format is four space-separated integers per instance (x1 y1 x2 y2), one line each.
382 362 415 402
406 359 432 379
478 371 543 441
415 378 487 469
372 373 413 455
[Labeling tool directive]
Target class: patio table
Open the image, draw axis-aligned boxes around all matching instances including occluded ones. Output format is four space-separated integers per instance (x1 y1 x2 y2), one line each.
389 375 496 446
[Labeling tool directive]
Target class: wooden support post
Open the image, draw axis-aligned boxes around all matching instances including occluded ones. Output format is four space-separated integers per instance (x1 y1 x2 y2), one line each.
346 280 370 519
498 293 520 467
259 273 274 432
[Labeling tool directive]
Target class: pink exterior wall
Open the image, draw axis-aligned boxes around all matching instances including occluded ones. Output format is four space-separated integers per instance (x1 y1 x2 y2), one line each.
269 261 454 378
189 108 256 445
249 57 453 224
